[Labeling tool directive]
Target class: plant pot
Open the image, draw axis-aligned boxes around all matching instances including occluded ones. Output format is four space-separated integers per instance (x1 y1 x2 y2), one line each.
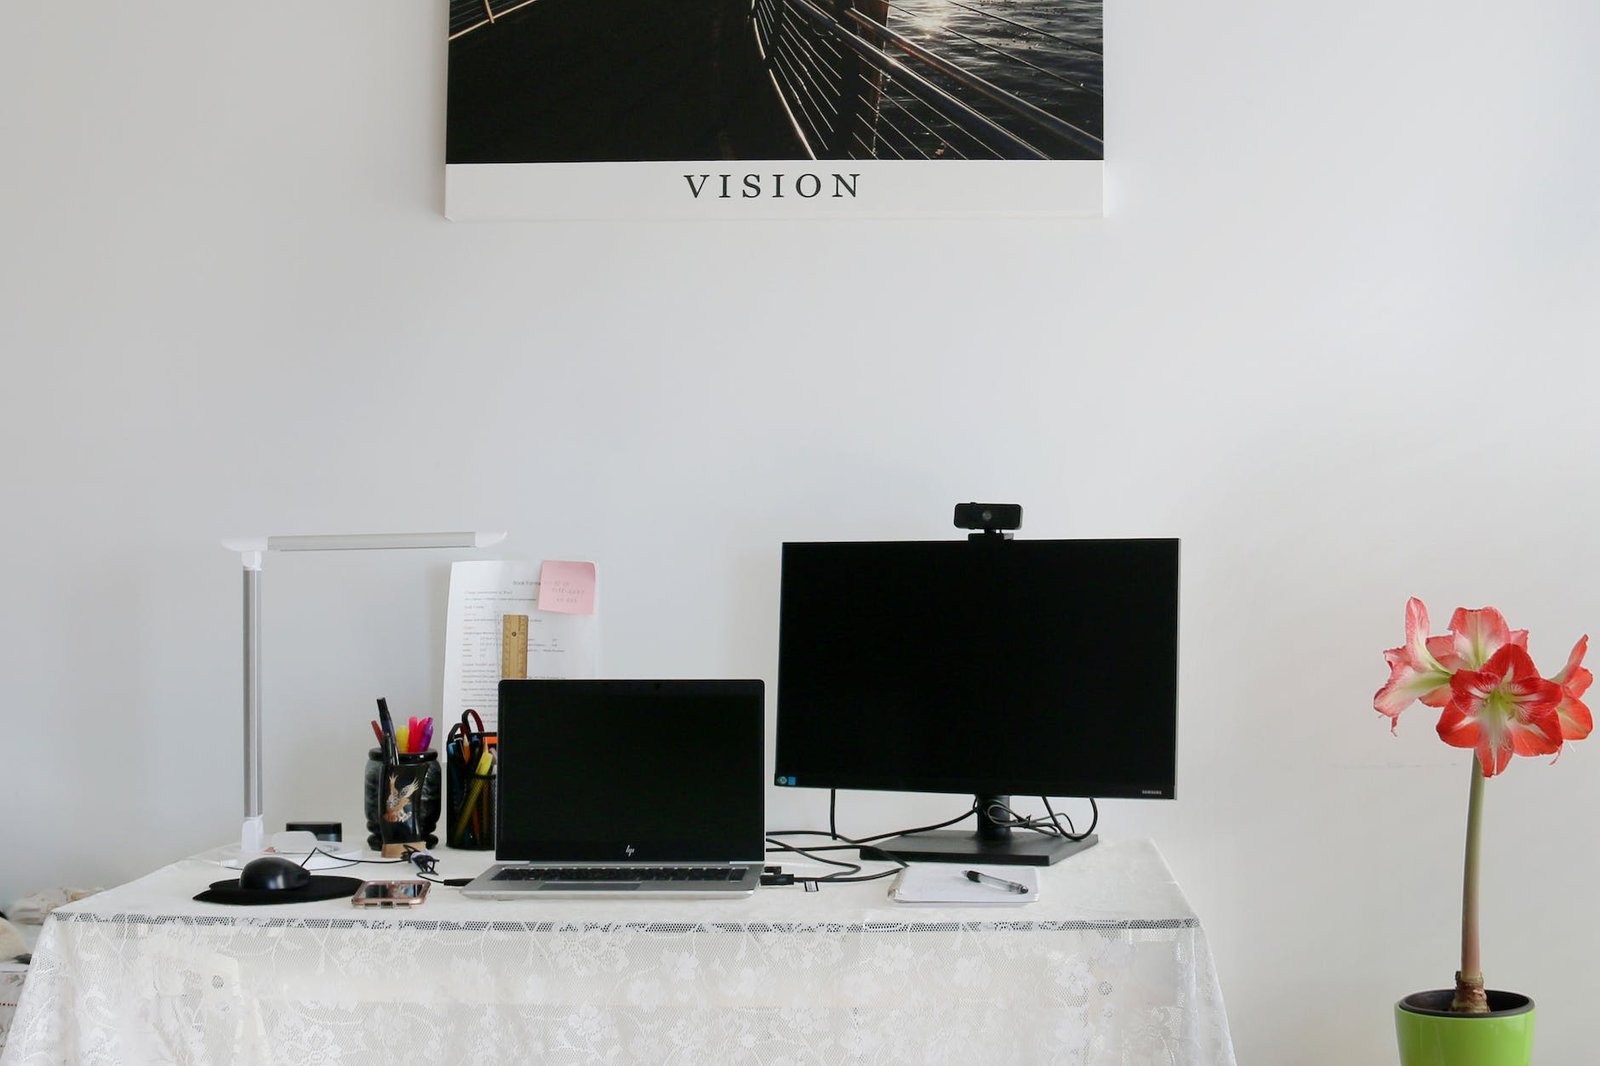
1395 990 1535 1066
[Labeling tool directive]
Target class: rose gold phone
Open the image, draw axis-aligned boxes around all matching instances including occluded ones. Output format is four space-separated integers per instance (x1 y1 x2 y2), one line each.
351 880 430 907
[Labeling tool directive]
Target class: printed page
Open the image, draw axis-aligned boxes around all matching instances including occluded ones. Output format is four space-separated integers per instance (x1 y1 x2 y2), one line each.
442 560 600 730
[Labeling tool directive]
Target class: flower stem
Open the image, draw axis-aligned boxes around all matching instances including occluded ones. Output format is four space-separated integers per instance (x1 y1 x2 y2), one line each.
1452 758 1489 1013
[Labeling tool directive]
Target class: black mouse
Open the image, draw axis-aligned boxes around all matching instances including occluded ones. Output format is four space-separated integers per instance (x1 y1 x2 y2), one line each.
239 855 313 892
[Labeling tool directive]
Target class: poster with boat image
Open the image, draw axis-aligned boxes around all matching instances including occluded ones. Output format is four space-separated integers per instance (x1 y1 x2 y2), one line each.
444 0 1103 219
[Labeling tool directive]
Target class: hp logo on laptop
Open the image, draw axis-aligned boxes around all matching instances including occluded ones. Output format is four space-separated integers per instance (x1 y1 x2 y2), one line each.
625 844 636 857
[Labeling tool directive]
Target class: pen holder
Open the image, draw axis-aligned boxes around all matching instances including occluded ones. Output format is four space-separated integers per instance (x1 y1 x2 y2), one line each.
364 749 441 855
446 735 496 850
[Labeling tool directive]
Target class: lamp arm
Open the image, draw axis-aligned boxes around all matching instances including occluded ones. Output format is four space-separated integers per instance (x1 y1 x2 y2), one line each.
241 560 264 853
222 531 505 857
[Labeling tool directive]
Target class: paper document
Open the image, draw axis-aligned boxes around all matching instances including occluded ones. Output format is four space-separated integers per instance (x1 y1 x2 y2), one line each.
443 560 600 730
890 864 1040 905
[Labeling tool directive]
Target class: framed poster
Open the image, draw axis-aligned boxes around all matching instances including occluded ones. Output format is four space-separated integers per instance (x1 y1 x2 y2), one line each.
444 0 1103 220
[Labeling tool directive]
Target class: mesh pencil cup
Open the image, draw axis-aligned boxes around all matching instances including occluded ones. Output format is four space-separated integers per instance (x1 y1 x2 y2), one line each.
446 734 496 849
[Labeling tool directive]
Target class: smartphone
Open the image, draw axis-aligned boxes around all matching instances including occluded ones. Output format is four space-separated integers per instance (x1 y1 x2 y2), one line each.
351 880 430 907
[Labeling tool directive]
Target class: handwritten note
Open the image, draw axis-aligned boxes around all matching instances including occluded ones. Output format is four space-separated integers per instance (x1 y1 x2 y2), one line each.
537 560 597 615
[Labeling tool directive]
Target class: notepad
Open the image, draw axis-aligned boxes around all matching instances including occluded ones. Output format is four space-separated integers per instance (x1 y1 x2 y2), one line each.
889 864 1040 905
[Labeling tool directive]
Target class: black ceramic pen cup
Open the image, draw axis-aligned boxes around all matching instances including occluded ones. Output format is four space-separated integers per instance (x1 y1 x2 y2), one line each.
446 735 496 850
364 749 441 856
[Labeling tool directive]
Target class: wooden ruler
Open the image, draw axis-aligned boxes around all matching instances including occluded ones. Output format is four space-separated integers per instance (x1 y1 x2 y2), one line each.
501 614 529 679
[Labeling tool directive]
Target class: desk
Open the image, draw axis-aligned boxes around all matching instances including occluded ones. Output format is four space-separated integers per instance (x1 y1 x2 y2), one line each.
1 839 1234 1065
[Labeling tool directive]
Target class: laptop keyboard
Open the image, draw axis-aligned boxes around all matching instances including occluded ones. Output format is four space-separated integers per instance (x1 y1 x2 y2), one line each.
492 866 747 883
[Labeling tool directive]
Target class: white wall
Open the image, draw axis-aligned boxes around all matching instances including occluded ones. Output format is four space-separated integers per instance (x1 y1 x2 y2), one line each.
3 2 1598 1061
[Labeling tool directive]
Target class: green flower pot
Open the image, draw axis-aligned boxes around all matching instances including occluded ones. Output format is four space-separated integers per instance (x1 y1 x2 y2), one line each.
1395 990 1535 1066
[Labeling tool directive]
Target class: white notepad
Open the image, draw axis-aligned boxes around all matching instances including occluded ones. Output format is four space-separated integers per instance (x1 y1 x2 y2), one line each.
890 864 1040 906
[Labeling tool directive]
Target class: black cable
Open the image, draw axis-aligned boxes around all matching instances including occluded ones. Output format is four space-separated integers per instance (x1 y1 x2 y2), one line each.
772 794 979 846
973 797 1098 842
1041 796 1098 841
767 794 987 884
766 837 864 873
855 805 977 844
305 846 415 872
986 798 1065 835
305 845 466 887
764 835 904 884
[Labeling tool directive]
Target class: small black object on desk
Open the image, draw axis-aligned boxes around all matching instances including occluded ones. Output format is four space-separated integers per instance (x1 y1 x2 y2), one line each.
241 856 312 892
285 821 342 842
193 857 363 906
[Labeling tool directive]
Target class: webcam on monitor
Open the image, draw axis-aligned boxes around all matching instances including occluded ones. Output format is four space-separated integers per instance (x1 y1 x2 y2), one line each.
953 502 1021 537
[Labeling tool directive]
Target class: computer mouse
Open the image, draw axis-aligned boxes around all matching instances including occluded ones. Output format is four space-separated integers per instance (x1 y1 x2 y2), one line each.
239 855 313 892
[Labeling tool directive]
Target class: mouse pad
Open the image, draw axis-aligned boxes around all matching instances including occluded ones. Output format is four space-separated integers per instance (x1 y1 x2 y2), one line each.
194 875 365 906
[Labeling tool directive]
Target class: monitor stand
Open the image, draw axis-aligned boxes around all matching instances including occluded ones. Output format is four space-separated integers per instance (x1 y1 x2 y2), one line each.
856 794 1099 867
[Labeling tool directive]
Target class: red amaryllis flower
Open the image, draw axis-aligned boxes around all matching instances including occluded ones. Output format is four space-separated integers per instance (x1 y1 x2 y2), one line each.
1374 601 1536 731
1436 645 1564 777
1374 598 1455 729
1549 636 1593 741
1434 606 1527 672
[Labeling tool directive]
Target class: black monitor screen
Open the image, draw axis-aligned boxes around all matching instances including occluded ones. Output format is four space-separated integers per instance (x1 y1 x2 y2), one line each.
775 538 1178 800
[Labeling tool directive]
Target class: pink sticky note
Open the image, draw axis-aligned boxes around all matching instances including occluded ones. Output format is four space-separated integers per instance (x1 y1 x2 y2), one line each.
538 560 597 615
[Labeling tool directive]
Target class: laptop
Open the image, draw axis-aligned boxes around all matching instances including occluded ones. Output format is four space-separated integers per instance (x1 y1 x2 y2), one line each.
462 679 767 898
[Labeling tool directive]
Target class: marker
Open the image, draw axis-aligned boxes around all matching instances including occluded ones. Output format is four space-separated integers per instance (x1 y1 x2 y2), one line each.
964 869 1028 894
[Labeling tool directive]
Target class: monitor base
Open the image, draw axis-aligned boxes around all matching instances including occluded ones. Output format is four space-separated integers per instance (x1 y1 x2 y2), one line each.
860 830 1098 867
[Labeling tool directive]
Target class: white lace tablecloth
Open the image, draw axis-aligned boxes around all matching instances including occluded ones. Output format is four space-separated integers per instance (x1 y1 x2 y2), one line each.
0 838 1234 1065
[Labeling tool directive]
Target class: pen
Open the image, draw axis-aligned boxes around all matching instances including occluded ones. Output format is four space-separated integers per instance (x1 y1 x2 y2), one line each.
376 697 397 768
964 869 1029 894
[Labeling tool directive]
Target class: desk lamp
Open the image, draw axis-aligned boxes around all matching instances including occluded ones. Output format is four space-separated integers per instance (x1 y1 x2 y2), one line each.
221 531 507 856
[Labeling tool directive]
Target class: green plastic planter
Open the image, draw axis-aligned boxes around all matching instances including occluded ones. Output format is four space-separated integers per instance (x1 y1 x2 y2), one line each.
1395 990 1535 1066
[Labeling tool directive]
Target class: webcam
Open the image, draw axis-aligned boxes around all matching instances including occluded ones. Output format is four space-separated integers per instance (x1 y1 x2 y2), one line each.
953 503 1022 537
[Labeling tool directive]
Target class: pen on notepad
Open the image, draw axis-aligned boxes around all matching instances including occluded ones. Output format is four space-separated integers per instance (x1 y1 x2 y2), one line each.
964 870 1028 894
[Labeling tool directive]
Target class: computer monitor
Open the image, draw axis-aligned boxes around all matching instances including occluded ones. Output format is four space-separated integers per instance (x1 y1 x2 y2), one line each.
774 537 1179 865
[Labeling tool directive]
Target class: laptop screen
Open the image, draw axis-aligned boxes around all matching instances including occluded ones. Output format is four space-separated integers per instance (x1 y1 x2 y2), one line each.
495 679 766 863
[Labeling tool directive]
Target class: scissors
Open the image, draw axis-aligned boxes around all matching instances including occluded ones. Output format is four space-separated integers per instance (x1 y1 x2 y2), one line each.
459 709 485 769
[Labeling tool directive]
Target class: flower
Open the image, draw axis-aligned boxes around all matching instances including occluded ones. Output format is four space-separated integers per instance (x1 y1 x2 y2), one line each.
1437 606 1527 672
1373 597 1589 1014
1375 599 1589 774
1374 600 1540 740
1435 644 1562 776
1373 598 1454 728
1550 636 1593 741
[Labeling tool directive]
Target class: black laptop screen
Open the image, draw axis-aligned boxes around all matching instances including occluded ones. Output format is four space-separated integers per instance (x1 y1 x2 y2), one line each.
495 679 766 863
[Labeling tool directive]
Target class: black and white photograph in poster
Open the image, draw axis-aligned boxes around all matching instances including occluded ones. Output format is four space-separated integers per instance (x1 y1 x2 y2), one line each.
444 0 1103 219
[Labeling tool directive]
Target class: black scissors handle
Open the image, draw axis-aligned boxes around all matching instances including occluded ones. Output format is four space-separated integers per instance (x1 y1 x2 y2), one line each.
457 709 486 774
